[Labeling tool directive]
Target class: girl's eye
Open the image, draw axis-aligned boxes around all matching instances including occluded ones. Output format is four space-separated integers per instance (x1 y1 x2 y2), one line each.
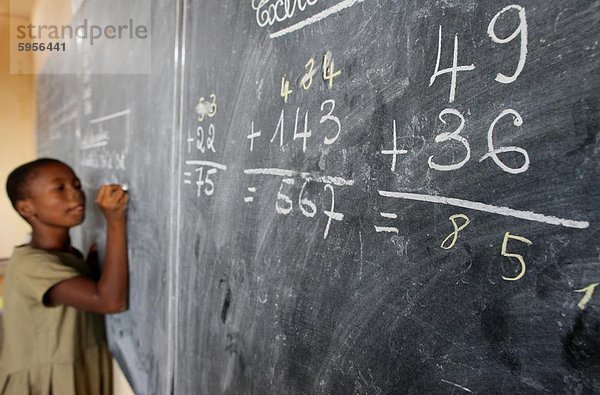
56 184 65 191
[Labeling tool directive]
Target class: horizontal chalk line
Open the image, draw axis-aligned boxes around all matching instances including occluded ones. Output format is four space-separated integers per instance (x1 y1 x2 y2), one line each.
374 226 399 233
270 0 365 39
90 109 131 124
441 379 472 393
244 168 354 186
80 140 108 150
380 212 398 219
185 160 227 170
378 190 589 229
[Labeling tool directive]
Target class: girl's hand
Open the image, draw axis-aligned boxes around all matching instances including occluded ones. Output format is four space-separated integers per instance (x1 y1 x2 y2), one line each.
96 184 129 224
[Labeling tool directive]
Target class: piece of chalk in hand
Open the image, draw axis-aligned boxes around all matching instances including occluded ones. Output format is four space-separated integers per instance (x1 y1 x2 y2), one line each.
121 183 129 192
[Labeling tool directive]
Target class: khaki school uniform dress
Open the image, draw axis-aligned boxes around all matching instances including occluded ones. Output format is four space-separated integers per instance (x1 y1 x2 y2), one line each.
0 245 112 395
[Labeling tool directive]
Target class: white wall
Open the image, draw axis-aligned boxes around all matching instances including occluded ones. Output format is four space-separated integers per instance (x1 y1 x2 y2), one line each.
0 1 36 258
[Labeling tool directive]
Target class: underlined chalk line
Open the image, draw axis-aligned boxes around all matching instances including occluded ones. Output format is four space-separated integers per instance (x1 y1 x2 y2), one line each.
90 109 131 124
441 379 472 393
244 168 354 186
80 140 108 151
269 0 365 38
374 226 399 234
378 190 590 229
185 160 228 170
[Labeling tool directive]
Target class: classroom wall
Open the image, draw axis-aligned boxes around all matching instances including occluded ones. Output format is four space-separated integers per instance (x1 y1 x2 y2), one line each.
30 0 72 74
0 1 35 259
0 0 76 258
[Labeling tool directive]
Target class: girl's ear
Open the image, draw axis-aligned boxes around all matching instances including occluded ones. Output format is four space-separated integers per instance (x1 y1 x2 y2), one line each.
15 199 35 220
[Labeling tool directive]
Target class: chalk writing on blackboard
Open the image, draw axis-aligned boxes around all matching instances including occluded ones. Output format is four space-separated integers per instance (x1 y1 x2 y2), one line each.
429 25 475 103
184 160 227 197
381 120 408 172
177 2 594 311
575 284 599 310
80 109 130 170
247 121 262 152
195 93 217 122
440 214 470 250
500 231 533 281
183 91 223 196
487 5 528 84
258 0 366 39
377 191 589 229
279 52 341 104
242 169 347 238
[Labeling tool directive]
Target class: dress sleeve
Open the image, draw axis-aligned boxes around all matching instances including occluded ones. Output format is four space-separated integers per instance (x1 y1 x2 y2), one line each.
14 251 83 305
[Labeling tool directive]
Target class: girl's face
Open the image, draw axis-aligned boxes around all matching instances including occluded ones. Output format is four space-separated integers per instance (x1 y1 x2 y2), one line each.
24 163 86 228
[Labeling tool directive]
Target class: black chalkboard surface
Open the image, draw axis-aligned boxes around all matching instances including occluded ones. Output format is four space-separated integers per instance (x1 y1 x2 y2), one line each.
37 0 599 394
36 0 177 394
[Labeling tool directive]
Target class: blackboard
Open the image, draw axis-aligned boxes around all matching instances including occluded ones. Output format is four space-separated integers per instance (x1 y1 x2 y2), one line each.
36 0 599 393
36 0 177 393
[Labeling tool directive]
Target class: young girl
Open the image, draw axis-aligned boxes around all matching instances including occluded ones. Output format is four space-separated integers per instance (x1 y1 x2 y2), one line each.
0 158 129 395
